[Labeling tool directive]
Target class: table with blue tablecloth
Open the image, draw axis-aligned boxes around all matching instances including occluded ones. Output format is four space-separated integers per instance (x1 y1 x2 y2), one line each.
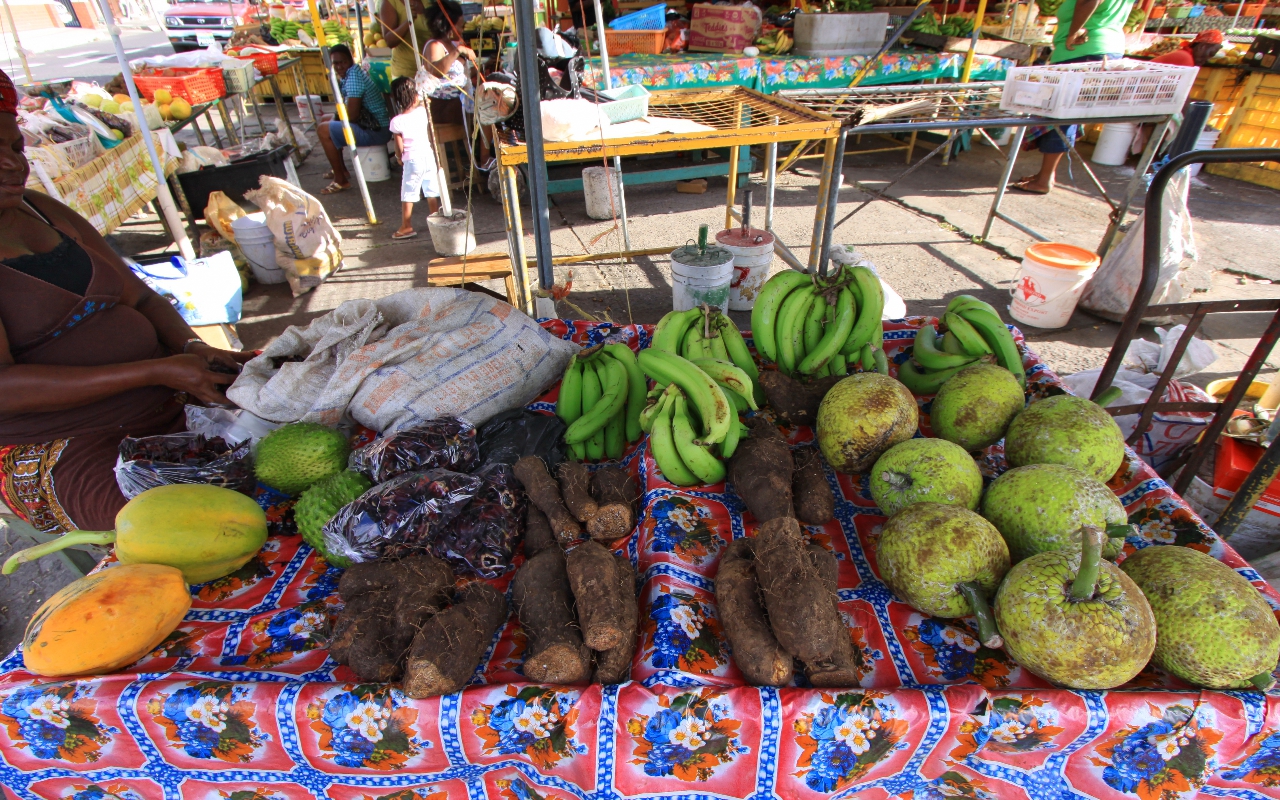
2 320 1278 800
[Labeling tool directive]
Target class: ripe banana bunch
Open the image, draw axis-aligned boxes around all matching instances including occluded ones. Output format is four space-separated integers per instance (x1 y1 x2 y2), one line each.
755 29 793 54
750 265 887 379
555 343 647 462
897 294 1027 396
651 305 764 407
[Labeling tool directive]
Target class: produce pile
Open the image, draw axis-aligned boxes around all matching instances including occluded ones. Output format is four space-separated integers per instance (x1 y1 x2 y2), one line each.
269 15 353 46
896 294 1025 396
910 10 977 37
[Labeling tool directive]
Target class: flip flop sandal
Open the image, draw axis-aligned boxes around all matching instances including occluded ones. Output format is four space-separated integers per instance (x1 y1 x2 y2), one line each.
320 181 349 195
1010 180 1051 195
322 169 334 180
392 230 418 240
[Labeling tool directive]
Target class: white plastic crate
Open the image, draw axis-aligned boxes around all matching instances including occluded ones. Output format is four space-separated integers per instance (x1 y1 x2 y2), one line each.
999 58 1198 119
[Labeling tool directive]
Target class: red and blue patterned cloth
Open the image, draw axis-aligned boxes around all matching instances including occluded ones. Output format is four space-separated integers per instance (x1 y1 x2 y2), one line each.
2 320 1278 800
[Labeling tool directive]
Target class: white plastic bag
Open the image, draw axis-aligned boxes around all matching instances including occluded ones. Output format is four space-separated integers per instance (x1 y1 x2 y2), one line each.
226 288 580 432
242 176 343 297
829 246 908 319
1123 324 1217 379
1079 169 1197 324
541 98 604 142
129 251 243 326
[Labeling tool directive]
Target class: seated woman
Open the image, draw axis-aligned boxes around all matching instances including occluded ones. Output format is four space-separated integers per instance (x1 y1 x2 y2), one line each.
319 44 393 195
0 68 251 534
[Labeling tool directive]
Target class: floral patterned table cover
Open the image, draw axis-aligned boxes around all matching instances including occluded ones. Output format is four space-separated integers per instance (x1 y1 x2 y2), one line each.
585 50 1013 93
3 319 1280 800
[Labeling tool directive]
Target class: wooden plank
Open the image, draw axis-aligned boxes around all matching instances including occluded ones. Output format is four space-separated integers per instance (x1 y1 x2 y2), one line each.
427 253 513 281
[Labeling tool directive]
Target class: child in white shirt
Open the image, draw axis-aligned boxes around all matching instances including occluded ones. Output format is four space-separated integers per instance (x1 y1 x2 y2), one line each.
389 77 442 240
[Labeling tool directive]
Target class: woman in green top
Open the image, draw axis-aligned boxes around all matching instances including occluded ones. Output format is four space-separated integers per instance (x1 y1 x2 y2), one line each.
1011 0 1136 194
380 0 433 80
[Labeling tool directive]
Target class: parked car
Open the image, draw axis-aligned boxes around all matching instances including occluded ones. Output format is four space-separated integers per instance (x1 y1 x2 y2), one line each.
162 0 256 51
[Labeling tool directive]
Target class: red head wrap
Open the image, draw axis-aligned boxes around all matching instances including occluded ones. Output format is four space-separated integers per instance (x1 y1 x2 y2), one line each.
1193 30 1224 45
0 69 16 116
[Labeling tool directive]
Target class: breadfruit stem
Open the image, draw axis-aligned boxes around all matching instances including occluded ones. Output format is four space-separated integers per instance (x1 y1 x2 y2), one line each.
1106 524 1136 539
957 582 1003 649
1094 386 1123 408
1249 672 1276 692
2 530 116 574
1070 526 1105 601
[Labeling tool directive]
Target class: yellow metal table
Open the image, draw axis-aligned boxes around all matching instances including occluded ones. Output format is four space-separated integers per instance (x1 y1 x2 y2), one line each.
493 86 842 313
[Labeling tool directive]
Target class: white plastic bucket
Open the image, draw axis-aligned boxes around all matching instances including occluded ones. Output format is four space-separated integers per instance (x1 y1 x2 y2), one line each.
582 166 623 220
294 95 323 122
1091 121 1138 166
427 210 476 256
716 227 775 310
1187 127 1222 177
670 244 734 314
231 212 285 284
357 145 390 182
1009 242 1100 329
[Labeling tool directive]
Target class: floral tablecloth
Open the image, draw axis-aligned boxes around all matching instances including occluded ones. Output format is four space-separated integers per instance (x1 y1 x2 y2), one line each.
3 320 1280 800
587 50 1013 93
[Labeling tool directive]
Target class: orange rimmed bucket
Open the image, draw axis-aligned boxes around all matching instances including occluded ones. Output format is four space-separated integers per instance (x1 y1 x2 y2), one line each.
1009 242 1100 329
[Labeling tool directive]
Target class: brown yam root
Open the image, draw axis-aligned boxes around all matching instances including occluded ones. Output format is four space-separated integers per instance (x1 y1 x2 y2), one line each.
329 591 383 665
759 371 843 427
716 538 794 687
524 504 558 558
514 456 581 546
793 447 835 526
727 418 794 523
558 461 598 523
753 517 841 663
390 555 457 655
567 540 627 651
803 545 863 688
402 583 509 698
342 594 402 682
587 467 639 542
512 547 591 684
594 554 638 684
338 561 397 598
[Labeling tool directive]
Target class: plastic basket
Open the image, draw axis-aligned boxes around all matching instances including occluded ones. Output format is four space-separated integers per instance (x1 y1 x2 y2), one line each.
604 29 667 55
609 2 666 29
247 50 280 76
999 58 1198 118
598 84 650 123
134 68 226 104
222 60 256 94
50 135 98 169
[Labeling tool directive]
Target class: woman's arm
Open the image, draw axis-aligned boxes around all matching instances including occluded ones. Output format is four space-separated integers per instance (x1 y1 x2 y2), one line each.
1064 0 1100 48
381 0 425 49
424 38 467 77
346 95 364 125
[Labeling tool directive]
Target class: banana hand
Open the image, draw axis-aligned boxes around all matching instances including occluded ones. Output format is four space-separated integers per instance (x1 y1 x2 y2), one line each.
672 394 727 485
955 305 1026 388
650 388 698 486
913 323 984 371
565 356 629 445
751 270 811 363
638 349 732 445
692 358 758 411
556 355 583 426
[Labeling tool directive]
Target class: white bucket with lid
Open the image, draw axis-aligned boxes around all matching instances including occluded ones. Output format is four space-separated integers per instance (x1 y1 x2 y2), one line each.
357 145 390 182
1187 127 1222 177
1009 242 1100 329
670 238 734 314
427 210 476 256
294 95 324 122
1091 122 1138 166
583 166 623 220
715 227 775 310
231 212 286 284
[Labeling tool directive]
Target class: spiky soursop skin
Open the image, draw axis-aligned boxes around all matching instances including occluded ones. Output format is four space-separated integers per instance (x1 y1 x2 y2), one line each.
870 437 983 517
1120 546 1280 689
1003 395 1125 482
816 373 918 474
930 363 1025 452
994 550 1155 689
254 422 351 495
295 470 371 567
982 464 1126 563
876 503 1009 618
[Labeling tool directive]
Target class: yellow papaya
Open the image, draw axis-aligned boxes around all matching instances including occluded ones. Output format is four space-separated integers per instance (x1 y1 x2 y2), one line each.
23 563 190 677
3 485 268 584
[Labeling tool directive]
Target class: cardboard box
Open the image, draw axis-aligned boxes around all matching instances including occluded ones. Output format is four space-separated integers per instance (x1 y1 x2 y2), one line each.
688 3 761 53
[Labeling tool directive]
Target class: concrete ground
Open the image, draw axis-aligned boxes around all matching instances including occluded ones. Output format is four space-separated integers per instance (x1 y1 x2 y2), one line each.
2 116 1277 657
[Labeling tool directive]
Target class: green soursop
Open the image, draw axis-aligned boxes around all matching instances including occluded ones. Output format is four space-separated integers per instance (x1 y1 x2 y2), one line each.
255 422 351 495
294 470 371 567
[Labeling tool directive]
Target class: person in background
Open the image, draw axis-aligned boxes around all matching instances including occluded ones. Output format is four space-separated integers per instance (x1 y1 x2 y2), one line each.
1151 29 1224 66
388 77 441 240
1012 0 1138 194
379 0 432 80
319 44 392 195
0 66 250 535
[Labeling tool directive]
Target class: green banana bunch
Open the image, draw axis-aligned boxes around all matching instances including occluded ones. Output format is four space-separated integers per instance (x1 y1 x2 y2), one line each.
638 348 732 446
646 385 728 486
896 294 1027 396
556 343 649 462
653 305 763 406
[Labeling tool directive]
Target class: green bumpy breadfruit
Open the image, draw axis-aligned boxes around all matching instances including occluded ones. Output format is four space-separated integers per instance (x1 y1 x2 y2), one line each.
930 363 1025 452
254 422 351 495
1120 546 1280 689
1003 394 1126 481
982 464 1127 563
294 470 371 567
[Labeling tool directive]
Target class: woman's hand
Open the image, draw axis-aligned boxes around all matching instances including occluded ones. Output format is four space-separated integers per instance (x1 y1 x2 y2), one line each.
456 43 476 62
187 341 255 372
152 354 238 406
1065 28 1089 49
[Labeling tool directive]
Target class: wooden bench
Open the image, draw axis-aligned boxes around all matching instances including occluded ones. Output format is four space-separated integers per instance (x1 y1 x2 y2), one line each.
426 252 520 306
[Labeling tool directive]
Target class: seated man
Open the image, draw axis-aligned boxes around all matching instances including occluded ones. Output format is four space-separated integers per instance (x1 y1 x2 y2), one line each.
319 43 392 195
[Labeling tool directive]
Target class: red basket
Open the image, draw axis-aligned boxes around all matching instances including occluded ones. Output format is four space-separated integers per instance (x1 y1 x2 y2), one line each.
604 29 666 55
133 67 226 104
247 50 279 76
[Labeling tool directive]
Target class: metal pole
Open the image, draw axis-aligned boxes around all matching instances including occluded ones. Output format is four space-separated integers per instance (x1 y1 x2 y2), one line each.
309 0 378 224
514 0 554 290
95 0 195 261
592 0 631 251
982 124 1025 240
0 0 32 84
807 136 838 271
817 125 848 277
765 119 777 231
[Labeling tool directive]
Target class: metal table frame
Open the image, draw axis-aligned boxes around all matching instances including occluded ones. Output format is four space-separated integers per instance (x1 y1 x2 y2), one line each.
779 83 1177 256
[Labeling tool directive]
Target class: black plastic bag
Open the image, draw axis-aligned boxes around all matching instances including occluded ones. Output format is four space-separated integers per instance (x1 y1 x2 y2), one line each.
476 409 567 472
349 417 479 484
115 433 255 499
437 463 527 578
322 469 483 564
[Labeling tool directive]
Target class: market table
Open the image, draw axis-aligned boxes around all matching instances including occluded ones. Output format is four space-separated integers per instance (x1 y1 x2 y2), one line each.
2 319 1279 800
586 49 1015 94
